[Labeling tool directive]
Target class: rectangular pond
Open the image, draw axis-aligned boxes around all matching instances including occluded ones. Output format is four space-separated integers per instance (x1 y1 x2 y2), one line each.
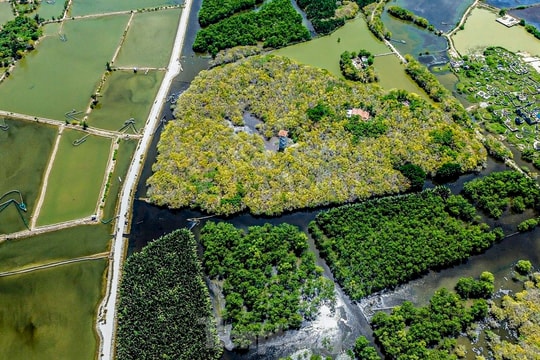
87 70 164 131
70 0 181 17
36 129 111 226
0 15 129 121
0 260 107 360
0 119 57 234
114 8 181 68
0 2 14 25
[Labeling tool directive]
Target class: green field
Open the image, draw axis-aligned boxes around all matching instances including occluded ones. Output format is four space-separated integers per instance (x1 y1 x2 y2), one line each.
0 225 111 272
114 9 181 68
102 138 138 220
70 0 178 17
87 70 164 130
0 119 57 234
37 130 111 226
0 260 107 360
0 15 129 121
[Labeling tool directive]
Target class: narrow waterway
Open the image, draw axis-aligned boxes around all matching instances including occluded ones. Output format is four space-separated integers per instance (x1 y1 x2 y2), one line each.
128 1 540 358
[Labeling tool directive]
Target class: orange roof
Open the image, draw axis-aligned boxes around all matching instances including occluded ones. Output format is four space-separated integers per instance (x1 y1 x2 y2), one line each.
349 108 370 120
278 130 288 137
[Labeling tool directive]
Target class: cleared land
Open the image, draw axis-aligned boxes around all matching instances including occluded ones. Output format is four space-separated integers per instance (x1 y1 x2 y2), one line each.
453 7 540 56
0 260 107 360
87 70 165 131
36 129 111 226
0 225 111 273
0 15 129 121
70 0 178 17
114 9 181 68
0 119 57 234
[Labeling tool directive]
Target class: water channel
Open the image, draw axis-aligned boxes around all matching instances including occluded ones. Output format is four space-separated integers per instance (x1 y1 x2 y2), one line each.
127 0 540 358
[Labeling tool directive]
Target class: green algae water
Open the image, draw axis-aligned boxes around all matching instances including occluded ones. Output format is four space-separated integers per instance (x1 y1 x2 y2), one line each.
70 0 180 17
274 16 428 97
0 2 14 25
114 8 182 68
453 7 540 56
0 15 129 121
0 119 57 234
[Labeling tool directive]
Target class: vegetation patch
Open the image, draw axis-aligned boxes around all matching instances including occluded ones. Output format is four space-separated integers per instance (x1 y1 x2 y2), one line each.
201 222 334 347
309 188 502 299
198 0 263 27
0 16 41 67
148 55 485 215
386 6 434 31
339 49 377 83
372 278 492 359
462 170 540 219
193 0 310 56
0 260 107 360
116 229 222 360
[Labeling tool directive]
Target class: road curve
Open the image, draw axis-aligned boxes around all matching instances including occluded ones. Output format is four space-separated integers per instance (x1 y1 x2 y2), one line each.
95 0 194 358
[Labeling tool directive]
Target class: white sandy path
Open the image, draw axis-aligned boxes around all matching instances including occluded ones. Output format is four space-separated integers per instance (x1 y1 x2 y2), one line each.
95 0 193 358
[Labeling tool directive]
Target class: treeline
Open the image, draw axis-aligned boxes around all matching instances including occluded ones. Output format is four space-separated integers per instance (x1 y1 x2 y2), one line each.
387 6 432 30
372 275 492 359
404 55 471 125
201 222 334 347
525 24 540 40
296 0 345 35
339 50 377 83
462 170 540 218
0 16 41 66
193 0 310 56
363 0 391 40
309 188 502 299
148 56 486 215
116 230 222 360
198 0 263 27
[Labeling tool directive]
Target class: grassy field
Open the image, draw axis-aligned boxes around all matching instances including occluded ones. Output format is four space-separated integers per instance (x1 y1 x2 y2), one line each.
0 259 107 360
101 138 138 220
0 119 57 234
70 0 178 17
87 70 164 131
453 7 540 56
0 15 129 121
114 8 181 68
0 225 111 272
37 130 111 226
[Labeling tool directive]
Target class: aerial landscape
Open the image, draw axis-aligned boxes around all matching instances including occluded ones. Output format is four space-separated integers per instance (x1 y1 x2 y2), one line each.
1 0 540 359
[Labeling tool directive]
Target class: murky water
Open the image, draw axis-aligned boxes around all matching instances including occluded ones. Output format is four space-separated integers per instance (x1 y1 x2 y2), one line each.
485 0 540 7
0 2 14 25
389 0 474 29
510 5 540 29
452 7 540 56
70 0 182 17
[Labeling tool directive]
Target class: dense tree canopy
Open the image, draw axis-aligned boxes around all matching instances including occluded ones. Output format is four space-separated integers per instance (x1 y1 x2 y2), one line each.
116 230 222 360
309 188 502 299
193 0 310 56
372 286 490 359
148 56 486 215
0 16 41 65
339 50 377 83
198 0 263 27
462 170 540 218
200 222 334 347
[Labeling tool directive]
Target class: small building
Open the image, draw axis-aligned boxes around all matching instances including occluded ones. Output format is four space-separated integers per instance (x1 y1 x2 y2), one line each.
496 15 520 28
346 108 370 121
278 130 289 152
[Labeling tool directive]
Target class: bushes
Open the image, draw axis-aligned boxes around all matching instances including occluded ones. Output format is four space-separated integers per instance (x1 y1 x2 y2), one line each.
310 189 500 299
339 50 377 83
193 0 310 56
455 271 494 299
200 222 334 347
462 171 540 218
116 230 222 360
398 163 426 191
0 16 41 65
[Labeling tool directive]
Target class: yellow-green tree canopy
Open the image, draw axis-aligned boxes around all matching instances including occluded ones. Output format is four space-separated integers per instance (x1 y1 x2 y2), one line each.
148 55 486 215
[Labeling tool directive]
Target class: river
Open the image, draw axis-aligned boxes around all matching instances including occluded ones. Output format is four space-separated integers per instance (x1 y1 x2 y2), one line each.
127 1 540 358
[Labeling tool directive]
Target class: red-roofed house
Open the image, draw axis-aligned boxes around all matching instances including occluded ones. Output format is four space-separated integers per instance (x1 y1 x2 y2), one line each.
346 108 370 121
